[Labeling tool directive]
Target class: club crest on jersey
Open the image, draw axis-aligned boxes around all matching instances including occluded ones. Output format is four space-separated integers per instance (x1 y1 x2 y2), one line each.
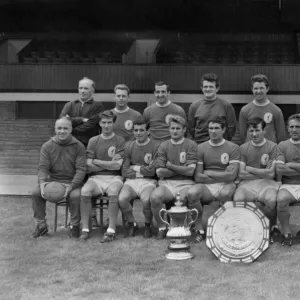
124 120 133 130
180 152 187 163
165 114 176 125
261 154 269 166
264 112 273 124
144 153 152 164
108 146 116 158
221 153 229 165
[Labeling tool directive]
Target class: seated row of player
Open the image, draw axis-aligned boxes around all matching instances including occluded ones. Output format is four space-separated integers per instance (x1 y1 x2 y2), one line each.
31 110 300 246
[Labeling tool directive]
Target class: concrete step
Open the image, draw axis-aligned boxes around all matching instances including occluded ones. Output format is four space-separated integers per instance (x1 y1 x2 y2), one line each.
0 168 37 175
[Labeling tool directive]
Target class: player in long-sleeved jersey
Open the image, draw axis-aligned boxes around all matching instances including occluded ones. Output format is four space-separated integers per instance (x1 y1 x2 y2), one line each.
276 114 300 245
80 110 125 243
111 84 142 142
143 81 187 142
233 117 279 239
119 118 159 238
150 115 197 239
188 73 236 144
187 116 240 242
239 74 285 144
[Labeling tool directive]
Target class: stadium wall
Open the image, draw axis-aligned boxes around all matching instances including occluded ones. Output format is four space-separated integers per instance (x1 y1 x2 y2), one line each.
0 64 300 92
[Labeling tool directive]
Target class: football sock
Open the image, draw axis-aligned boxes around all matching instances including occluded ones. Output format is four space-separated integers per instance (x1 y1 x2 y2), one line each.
108 195 119 231
80 195 91 231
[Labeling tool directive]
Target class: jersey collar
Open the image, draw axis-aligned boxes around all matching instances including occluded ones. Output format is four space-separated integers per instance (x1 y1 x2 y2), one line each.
290 138 300 144
171 137 184 145
136 138 150 146
253 99 270 106
101 133 115 140
209 139 226 147
114 107 130 114
251 138 266 147
156 100 171 108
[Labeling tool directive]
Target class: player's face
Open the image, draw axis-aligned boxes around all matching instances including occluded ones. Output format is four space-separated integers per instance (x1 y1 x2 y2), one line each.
78 80 94 101
169 121 185 142
133 124 148 143
55 119 72 141
208 122 225 143
100 117 114 136
248 124 265 144
154 85 170 105
114 89 129 110
201 80 219 100
288 119 300 141
252 82 269 102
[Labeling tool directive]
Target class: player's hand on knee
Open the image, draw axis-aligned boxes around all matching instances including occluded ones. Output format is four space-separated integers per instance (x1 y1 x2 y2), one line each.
40 182 47 199
62 184 72 199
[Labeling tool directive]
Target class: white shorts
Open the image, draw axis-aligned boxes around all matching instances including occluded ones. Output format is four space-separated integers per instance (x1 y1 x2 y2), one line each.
237 179 280 201
279 184 300 201
124 178 157 197
205 182 236 199
88 175 123 195
159 179 195 198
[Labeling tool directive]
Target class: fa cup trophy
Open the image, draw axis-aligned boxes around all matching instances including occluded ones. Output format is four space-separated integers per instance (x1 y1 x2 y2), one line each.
159 193 198 260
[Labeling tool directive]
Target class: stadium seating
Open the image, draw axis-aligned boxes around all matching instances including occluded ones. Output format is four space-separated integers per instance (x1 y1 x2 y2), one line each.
0 119 54 175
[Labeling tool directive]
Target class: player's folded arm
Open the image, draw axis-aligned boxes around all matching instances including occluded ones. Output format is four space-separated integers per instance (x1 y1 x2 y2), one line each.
166 162 196 177
205 161 239 182
194 162 215 184
156 167 176 178
285 162 300 172
238 162 261 181
245 162 276 180
276 160 300 176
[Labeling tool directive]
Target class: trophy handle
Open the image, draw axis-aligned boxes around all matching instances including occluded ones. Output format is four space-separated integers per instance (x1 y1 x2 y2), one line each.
159 209 170 227
187 208 198 228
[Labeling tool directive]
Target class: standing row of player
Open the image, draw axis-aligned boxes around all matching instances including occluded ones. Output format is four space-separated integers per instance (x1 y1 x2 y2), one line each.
32 73 297 245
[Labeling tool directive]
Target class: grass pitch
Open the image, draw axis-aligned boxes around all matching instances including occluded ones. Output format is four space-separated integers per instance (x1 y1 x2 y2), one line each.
1 196 300 300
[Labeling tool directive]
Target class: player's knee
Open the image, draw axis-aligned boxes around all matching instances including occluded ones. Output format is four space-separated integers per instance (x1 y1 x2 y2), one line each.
187 186 202 202
31 185 42 198
233 189 244 202
140 196 151 209
219 185 235 203
118 194 130 209
69 188 81 203
150 192 163 208
81 183 93 197
276 196 290 212
187 193 200 206
264 197 277 211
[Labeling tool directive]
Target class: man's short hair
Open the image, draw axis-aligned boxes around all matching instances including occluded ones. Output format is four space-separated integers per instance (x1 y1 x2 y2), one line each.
99 110 117 123
200 73 220 89
246 117 266 130
155 81 170 92
288 114 300 124
251 74 270 88
168 115 186 128
133 117 150 131
79 77 95 89
208 116 226 129
114 84 130 95
56 116 72 127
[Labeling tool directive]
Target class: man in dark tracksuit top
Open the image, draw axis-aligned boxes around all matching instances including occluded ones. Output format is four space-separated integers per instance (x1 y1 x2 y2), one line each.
59 77 103 147
60 77 103 226
31 117 86 239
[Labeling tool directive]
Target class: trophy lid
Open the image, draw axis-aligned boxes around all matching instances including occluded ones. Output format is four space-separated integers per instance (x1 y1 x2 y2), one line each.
167 196 190 213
